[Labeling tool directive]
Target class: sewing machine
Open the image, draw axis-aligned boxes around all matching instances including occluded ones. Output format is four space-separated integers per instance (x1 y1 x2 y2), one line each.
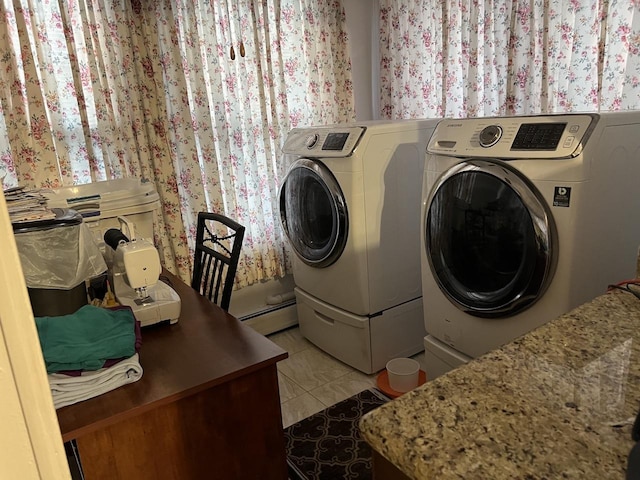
104 217 181 327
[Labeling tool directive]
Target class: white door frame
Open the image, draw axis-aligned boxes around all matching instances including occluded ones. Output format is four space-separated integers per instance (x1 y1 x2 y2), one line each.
0 190 71 479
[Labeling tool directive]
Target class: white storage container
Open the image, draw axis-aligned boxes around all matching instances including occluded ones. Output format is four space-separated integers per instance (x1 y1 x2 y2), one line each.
43 178 161 247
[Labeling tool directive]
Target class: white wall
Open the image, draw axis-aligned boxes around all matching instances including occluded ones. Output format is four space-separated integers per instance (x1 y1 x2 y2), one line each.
343 0 378 120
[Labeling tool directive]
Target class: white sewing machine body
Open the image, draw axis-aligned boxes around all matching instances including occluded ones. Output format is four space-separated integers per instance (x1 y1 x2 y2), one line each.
105 217 180 327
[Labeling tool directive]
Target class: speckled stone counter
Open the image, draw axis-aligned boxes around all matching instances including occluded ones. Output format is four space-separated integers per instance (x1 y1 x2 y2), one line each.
360 289 640 479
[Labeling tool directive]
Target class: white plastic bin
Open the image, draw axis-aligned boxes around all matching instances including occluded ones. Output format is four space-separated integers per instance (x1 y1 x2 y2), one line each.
43 178 161 247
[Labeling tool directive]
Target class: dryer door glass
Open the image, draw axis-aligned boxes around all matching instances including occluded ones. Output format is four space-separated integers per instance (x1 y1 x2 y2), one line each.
425 159 556 318
279 158 348 268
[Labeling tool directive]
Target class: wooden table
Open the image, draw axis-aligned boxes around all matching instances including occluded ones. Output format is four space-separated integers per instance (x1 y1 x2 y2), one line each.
56 271 289 480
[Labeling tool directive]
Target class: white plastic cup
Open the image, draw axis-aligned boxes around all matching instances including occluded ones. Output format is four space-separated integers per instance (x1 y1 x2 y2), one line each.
386 358 420 393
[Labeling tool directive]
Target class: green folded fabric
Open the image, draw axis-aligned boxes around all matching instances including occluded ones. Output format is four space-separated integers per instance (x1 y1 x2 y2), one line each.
35 305 136 373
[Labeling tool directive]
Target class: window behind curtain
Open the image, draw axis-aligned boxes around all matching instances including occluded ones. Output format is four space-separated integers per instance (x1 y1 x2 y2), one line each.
0 0 356 285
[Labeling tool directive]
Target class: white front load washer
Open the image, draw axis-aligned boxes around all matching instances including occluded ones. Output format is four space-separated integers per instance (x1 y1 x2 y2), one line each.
421 111 640 379
279 119 439 374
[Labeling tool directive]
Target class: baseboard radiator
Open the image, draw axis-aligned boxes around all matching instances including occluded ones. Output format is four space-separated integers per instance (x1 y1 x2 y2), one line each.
240 299 298 336
229 277 298 336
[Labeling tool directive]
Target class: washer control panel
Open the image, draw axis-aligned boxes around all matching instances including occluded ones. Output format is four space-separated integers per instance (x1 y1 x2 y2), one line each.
282 126 366 157
427 114 597 158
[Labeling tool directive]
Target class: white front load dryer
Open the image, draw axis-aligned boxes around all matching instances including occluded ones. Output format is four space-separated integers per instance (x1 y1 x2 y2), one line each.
421 111 640 379
279 119 439 373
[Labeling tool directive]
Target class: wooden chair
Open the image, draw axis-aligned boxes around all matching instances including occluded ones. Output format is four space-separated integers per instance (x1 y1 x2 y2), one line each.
191 212 245 311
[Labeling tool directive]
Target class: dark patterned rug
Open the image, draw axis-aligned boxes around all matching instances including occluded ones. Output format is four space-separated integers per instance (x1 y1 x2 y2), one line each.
284 389 390 480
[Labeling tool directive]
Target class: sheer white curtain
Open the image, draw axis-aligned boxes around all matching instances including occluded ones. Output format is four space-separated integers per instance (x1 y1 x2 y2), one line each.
0 0 355 285
379 0 640 118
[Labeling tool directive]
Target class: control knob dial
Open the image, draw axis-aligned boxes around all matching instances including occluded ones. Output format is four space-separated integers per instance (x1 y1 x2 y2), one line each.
305 134 319 149
478 125 503 148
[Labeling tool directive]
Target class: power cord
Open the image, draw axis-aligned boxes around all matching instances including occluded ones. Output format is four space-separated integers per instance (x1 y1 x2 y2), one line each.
607 279 640 301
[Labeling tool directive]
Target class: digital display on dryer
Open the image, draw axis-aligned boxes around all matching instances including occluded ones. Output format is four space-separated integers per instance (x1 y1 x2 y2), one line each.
322 132 350 151
511 123 567 150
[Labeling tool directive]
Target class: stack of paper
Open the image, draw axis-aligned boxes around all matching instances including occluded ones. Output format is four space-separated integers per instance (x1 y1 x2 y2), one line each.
4 186 56 224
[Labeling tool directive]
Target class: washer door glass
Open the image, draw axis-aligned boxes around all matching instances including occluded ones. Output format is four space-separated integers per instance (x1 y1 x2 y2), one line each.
279 158 348 267
425 159 556 318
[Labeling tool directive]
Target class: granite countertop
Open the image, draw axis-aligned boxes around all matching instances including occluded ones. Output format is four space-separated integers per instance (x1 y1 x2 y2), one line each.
360 289 640 479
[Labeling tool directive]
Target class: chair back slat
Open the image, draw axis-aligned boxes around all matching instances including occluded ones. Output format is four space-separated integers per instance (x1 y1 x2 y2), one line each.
190 212 245 311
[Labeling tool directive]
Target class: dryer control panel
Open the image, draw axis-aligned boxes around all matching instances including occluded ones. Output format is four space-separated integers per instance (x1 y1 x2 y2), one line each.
427 114 597 158
282 126 366 157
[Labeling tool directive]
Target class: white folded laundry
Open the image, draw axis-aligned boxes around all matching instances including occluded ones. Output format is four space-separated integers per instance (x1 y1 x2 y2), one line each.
49 353 143 409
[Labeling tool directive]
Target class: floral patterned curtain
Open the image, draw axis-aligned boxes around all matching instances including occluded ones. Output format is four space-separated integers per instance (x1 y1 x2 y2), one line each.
0 0 355 285
379 0 640 118
156 0 355 285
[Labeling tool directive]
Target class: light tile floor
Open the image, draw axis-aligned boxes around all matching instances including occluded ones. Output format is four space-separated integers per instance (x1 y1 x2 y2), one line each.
267 326 428 428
